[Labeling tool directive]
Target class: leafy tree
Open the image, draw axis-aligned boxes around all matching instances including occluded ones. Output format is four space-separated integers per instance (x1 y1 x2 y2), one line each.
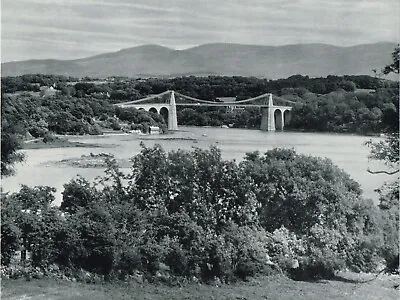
1 192 21 265
1 119 25 177
240 148 383 274
61 176 99 214
366 46 399 273
1 186 62 267
383 45 399 75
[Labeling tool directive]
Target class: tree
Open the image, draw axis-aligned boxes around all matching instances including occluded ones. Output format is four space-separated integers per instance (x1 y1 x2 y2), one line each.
61 176 99 214
383 45 399 75
366 134 399 176
366 46 400 273
367 45 399 186
240 148 384 275
1 186 62 267
1 119 25 177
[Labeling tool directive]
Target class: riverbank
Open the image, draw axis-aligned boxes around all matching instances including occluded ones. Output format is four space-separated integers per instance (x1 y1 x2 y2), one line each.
2 272 398 300
22 126 384 151
23 136 104 150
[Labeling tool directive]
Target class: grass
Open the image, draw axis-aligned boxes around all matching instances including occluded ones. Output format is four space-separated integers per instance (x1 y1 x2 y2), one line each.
1 273 399 300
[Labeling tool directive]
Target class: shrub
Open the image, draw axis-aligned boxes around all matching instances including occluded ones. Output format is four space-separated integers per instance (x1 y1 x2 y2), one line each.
115 247 143 279
61 177 98 213
291 225 346 280
165 243 188 275
42 133 55 143
268 226 305 272
110 119 121 130
1 221 21 266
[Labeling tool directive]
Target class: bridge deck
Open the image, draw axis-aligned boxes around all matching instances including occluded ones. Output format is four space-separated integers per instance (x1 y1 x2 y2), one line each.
115 90 293 110
175 103 292 109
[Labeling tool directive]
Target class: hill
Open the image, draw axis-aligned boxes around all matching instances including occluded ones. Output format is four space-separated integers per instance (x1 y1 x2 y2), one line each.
2 42 396 79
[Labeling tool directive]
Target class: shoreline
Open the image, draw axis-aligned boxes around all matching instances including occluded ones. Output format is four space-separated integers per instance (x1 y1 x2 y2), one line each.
23 136 106 150
20 125 385 152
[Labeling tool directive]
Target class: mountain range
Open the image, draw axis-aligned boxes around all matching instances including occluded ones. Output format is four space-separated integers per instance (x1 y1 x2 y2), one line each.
1 42 396 79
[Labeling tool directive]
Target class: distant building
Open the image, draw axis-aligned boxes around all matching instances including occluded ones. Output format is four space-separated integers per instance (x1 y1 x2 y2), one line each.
216 97 243 111
217 97 236 103
40 86 57 97
354 88 376 94
149 126 160 134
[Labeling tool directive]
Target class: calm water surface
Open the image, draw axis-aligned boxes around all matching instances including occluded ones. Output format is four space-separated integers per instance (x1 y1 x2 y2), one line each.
1 127 388 205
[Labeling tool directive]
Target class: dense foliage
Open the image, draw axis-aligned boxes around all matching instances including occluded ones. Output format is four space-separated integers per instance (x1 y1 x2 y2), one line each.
1 92 167 138
1 146 394 281
1 117 25 177
2 73 398 136
4 74 385 101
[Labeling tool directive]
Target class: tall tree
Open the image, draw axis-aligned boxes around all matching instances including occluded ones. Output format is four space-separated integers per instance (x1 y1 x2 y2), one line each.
1 119 25 177
367 46 399 273
383 45 399 75
367 45 399 177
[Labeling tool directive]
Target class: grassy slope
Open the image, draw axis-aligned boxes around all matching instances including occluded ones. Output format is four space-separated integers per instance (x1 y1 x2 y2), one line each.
2 273 399 300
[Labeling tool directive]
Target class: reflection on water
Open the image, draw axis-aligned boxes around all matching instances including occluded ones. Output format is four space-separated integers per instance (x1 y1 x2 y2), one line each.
1 127 388 206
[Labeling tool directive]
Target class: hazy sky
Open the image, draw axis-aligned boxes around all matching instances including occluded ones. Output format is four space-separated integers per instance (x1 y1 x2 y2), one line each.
1 0 399 62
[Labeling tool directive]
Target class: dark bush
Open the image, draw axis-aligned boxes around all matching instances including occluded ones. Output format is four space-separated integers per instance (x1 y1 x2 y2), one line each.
290 258 336 281
165 244 188 275
1 221 21 266
116 247 143 278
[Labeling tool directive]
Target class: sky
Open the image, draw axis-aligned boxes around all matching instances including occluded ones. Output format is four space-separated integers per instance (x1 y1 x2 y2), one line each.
1 0 399 62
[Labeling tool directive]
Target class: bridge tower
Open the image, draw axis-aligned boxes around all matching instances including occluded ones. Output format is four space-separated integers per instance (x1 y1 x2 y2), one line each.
260 94 276 131
168 91 178 130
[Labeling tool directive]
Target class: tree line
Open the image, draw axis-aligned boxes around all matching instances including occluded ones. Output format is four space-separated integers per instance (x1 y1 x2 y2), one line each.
2 73 398 136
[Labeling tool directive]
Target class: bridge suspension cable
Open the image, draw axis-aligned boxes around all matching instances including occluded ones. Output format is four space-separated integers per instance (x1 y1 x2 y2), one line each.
174 91 220 104
175 91 272 105
271 95 298 105
117 90 171 106
175 91 298 106
117 90 297 107
233 92 271 104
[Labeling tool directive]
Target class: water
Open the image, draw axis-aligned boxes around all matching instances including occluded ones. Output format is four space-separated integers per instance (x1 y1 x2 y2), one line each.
1 127 388 206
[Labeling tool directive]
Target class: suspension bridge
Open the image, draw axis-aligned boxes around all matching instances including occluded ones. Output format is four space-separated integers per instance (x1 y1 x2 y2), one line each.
115 90 294 131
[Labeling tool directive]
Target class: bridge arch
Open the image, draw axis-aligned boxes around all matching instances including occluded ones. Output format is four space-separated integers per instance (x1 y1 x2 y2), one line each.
283 110 292 126
160 107 169 124
149 107 158 114
274 109 283 130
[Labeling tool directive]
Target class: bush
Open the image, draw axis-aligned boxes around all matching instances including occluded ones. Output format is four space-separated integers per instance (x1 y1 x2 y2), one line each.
42 133 55 143
116 247 143 278
289 225 346 280
268 226 305 271
165 243 187 275
110 119 121 131
1 221 21 266
290 258 338 280
61 177 98 213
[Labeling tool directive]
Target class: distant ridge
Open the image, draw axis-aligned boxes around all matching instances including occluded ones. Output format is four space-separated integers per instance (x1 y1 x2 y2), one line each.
1 42 396 79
